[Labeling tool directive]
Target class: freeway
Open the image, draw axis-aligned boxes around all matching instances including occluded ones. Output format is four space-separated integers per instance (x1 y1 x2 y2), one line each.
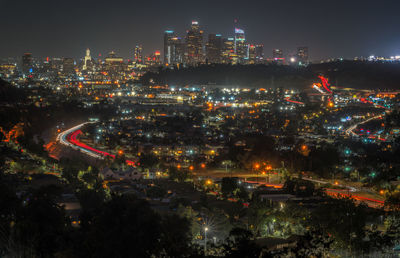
57 122 102 159
57 122 135 166
244 177 384 208
345 114 383 137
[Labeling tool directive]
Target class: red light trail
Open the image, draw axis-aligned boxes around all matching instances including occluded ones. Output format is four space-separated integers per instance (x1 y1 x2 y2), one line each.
67 129 135 166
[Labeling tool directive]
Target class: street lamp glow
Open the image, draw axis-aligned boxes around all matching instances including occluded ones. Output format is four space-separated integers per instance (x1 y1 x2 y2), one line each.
204 226 209 254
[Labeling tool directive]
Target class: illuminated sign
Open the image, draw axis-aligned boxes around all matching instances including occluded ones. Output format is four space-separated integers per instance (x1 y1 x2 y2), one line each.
235 28 244 34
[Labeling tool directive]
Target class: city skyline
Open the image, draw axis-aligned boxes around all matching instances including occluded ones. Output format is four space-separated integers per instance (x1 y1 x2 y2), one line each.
1 0 400 60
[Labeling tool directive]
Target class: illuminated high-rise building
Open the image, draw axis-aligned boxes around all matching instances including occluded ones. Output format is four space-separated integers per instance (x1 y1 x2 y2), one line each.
104 51 125 80
255 44 264 63
297 47 309 65
273 49 284 65
154 50 161 64
273 49 283 59
164 30 175 64
233 19 247 63
164 31 185 66
222 38 235 64
206 34 222 64
145 51 162 67
134 45 143 64
82 48 92 70
185 21 204 65
234 27 247 63
62 58 75 75
248 44 256 64
22 52 33 74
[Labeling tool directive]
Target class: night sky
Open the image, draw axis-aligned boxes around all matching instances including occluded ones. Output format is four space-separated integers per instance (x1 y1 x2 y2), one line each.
1 0 400 61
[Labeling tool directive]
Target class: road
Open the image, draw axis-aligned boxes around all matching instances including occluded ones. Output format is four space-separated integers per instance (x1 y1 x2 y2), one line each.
57 122 135 165
57 122 102 159
59 123 383 207
345 114 383 137
243 176 384 208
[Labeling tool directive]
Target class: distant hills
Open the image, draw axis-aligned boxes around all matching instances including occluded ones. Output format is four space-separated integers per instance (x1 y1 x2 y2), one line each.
140 61 400 90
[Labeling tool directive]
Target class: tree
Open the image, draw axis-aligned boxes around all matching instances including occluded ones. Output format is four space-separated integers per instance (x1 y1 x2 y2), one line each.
79 195 163 257
308 197 367 253
168 166 190 182
221 177 238 197
223 227 261 258
15 185 69 257
272 229 333 257
76 194 199 257
159 214 201 257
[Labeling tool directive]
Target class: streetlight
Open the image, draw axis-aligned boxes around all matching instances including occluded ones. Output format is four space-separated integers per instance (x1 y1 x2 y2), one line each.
253 163 260 183
204 227 209 254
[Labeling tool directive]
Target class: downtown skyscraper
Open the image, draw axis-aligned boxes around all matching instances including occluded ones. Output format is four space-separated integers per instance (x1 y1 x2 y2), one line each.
297 47 309 65
234 23 247 64
134 45 143 64
164 30 185 66
206 34 222 64
185 21 204 65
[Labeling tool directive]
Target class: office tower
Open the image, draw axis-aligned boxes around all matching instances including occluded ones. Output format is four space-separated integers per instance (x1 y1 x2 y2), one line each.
62 58 75 75
255 44 264 63
22 52 33 74
164 30 185 66
145 51 162 67
134 45 143 64
164 30 175 64
104 51 125 80
273 49 284 65
83 48 92 70
297 47 309 65
154 50 161 64
234 27 247 63
186 21 204 65
222 37 235 64
248 44 256 64
273 49 283 59
206 34 222 64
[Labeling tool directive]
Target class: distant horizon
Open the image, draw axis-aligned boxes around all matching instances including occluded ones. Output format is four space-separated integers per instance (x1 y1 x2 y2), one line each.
2 51 400 64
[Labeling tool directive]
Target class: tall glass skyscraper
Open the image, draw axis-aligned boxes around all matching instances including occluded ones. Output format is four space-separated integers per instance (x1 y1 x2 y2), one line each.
185 21 204 65
206 34 222 64
164 30 185 66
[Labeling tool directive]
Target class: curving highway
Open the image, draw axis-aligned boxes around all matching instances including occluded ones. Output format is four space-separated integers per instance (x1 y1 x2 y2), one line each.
345 114 383 137
57 122 135 166
57 122 102 159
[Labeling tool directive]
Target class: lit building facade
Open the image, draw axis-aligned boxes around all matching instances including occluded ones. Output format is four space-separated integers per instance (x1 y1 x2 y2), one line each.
164 31 185 66
297 47 309 65
185 21 204 65
248 44 256 64
206 34 222 64
22 52 33 74
234 27 247 63
273 49 284 64
62 57 75 75
82 48 92 71
134 45 143 64
255 44 264 64
222 38 235 64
